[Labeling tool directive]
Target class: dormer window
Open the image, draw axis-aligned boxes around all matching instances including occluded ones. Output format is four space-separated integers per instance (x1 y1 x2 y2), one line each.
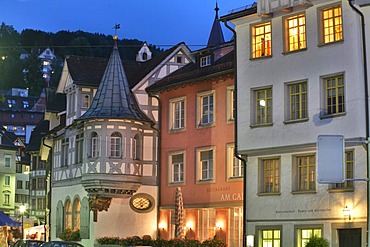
7 99 16 108
200 55 211 67
23 101 29 109
142 52 148 61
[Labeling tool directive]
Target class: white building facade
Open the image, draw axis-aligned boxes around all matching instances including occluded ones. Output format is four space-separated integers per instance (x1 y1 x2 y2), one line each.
221 0 370 246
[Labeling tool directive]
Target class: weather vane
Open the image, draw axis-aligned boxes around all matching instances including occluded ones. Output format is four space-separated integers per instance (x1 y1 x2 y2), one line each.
113 23 120 40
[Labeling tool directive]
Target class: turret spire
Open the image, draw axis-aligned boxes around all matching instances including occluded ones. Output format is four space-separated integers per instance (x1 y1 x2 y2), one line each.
207 2 225 47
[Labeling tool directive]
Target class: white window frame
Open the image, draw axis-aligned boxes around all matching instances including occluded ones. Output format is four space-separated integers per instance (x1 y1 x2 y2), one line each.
169 97 186 131
227 86 235 122
110 132 122 158
197 90 215 127
196 146 215 183
4 155 11 168
227 144 243 179
169 151 185 184
4 175 10 186
91 132 100 158
82 94 91 108
200 55 211 67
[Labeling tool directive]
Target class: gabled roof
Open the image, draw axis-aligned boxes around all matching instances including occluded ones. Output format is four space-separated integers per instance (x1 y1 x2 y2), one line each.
78 42 153 123
146 48 234 93
25 120 50 152
0 126 17 150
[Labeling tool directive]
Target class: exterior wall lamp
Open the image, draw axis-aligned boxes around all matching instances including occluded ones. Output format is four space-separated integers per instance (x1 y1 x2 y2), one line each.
185 222 193 230
343 206 352 220
158 222 166 231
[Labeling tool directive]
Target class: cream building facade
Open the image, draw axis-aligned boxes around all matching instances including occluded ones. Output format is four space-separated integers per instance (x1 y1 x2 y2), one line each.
221 0 370 246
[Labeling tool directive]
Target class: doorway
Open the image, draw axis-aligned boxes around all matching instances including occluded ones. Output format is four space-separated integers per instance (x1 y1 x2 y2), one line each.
338 228 361 247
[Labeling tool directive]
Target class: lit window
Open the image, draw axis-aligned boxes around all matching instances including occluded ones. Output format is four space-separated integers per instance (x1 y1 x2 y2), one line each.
260 159 280 193
198 91 215 126
287 81 308 121
320 5 343 44
170 97 185 130
227 144 243 179
7 99 16 108
65 199 72 230
285 14 306 52
73 198 81 230
23 101 29 108
253 87 272 125
197 148 214 182
295 155 316 192
297 228 322 247
200 55 211 67
334 151 354 189
170 152 184 183
110 132 122 158
322 74 345 116
227 86 235 122
11 114 15 119
198 209 216 242
252 22 272 58
229 207 243 246
259 229 281 247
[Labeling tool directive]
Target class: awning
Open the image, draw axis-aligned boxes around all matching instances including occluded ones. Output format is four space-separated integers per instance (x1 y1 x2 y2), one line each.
0 211 22 227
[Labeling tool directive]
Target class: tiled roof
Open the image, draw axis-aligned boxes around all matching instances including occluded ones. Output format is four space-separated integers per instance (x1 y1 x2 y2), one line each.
78 42 153 123
146 49 234 93
0 126 17 150
25 120 50 152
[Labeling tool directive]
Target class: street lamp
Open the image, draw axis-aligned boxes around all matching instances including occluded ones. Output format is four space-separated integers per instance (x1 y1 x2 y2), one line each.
19 204 26 239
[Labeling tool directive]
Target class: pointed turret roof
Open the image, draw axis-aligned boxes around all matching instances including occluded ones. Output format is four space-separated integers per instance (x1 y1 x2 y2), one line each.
207 2 225 47
78 41 152 123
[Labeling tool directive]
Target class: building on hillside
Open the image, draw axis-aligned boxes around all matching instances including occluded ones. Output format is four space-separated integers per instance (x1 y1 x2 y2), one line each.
146 5 242 246
220 0 370 246
40 42 193 245
0 88 45 144
25 119 50 229
38 48 56 87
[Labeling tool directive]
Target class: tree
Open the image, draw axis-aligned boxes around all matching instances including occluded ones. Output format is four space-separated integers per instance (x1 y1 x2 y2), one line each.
23 52 44 96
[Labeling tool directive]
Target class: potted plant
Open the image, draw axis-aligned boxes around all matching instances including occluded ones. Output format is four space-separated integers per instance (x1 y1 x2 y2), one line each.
305 236 329 247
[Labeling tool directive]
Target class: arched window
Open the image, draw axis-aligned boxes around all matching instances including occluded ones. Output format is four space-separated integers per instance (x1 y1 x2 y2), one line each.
91 132 99 158
73 198 81 230
133 134 141 160
65 199 72 230
142 52 147 61
110 132 122 158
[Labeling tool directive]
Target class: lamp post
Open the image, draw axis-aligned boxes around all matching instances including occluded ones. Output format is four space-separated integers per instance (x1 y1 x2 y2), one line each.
20 204 26 239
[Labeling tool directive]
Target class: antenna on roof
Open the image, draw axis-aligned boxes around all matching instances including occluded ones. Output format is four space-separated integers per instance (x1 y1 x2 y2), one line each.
113 23 120 40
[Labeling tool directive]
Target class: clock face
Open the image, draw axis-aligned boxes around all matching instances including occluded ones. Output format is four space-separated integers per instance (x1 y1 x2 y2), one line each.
129 193 155 213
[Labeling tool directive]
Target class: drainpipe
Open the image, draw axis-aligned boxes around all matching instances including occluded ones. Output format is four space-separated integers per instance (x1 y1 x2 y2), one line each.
42 137 53 242
348 1 369 246
222 20 248 247
147 93 162 240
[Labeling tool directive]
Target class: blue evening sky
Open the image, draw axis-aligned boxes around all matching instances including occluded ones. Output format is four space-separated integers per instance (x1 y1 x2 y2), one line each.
1 0 255 49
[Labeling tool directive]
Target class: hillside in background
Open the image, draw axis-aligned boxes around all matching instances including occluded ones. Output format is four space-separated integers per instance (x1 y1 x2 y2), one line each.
0 22 164 95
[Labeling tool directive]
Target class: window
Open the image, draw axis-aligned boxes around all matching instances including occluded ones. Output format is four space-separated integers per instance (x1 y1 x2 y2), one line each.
253 87 272 125
170 152 184 183
227 87 235 122
91 132 100 158
334 151 354 189
4 155 11 168
198 209 216 242
132 134 141 160
198 91 215 126
320 5 343 44
15 194 21 203
197 148 214 182
323 74 345 115
200 55 211 67
37 178 45 190
65 199 72 230
4 175 10 186
287 81 307 121
32 179 36 190
295 155 316 191
260 159 280 193
32 155 38 170
75 133 84 164
229 207 243 246
73 198 81 230
4 194 10 205
37 161 46 169
17 180 22 189
176 56 183 64
227 144 243 179
252 22 272 58
37 198 46 210
82 94 90 108
170 97 185 130
285 13 306 52
296 227 322 247
110 132 122 158
259 229 281 247
26 181 29 189
61 138 69 167
16 164 22 173
7 99 16 108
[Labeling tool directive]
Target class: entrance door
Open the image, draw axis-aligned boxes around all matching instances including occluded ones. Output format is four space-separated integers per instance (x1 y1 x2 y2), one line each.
338 228 361 247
